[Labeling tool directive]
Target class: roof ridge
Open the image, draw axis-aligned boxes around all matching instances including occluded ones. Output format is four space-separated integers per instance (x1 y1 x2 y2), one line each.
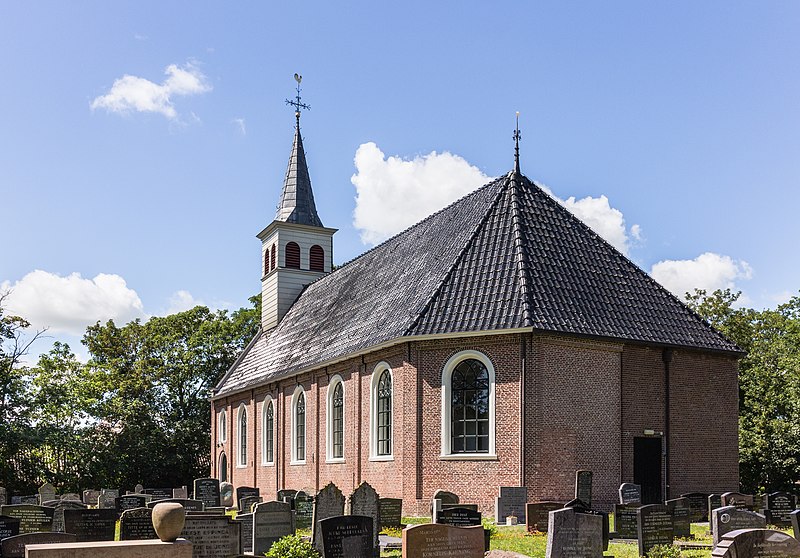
403 174 513 336
509 172 533 327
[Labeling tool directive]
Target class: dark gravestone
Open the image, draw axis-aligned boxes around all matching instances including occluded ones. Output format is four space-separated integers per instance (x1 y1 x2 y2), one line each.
116 494 147 512
253 501 294 556
233 512 253 554
495 486 527 524
238 496 262 514
82 490 100 506
619 483 641 505
403 523 484 558
236 486 260 511
194 478 221 508
180 514 241 557
295 491 314 529
791 510 800 539
431 490 459 522
575 471 593 508
436 507 482 527
637 504 674 556
666 497 691 538
712 506 767 547
527 502 563 533
48 500 86 533
0 505 55 534
320 515 373 558
764 491 795 527
613 503 639 539
350 482 380 551
63 508 117 541
546 506 603 558
0 486 6 506
146 498 205 512
711 528 800 558
143 488 173 501
0 532 76 558
378 498 402 528
119 507 157 540
563 500 609 551
0 514 21 539
709 494 724 533
721 492 754 510
219 481 234 507
97 488 119 509
681 492 709 522
312 483 345 554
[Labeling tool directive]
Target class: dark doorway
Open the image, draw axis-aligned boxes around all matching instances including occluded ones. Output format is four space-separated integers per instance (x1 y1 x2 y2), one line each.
634 437 662 504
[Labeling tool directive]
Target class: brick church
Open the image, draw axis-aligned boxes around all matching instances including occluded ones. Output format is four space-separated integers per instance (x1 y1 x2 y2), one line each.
210 105 741 514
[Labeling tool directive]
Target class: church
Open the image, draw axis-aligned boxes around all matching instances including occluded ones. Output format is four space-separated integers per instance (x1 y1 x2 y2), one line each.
210 101 741 515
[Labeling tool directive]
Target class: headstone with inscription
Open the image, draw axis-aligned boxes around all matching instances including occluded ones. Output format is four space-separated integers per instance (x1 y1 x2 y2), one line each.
97 488 119 509
146 498 204 512
238 495 262 514
764 491 794 527
321 515 373 558
712 506 767 547
0 505 55 534
143 488 173 501
0 486 6 506
495 486 527 524
546 506 603 558
711 528 800 558
379 498 402 529
791 510 800 540
526 502 563 533
173 486 188 499
562 500 609 551
194 478 221 508
637 504 674 556
666 497 691 538
709 493 723 533
0 514 21 539
119 507 157 540
17 496 38 505
312 483 345 554
350 481 380 551
48 500 86 533
236 486 260 511
613 503 639 539
619 483 641 505
219 481 233 507
277 489 298 503
116 494 147 512
234 512 253 554
436 507 482 528
253 501 294 555
721 492 754 510
575 471 593 508
0 532 76 558
63 508 117 541
37 483 56 506
60 493 80 502
681 492 709 522
403 523 485 558
180 514 240 557
430 490 459 522
295 491 314 529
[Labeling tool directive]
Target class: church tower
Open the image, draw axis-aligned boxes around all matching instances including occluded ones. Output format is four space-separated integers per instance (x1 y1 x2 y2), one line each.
258 79 336 331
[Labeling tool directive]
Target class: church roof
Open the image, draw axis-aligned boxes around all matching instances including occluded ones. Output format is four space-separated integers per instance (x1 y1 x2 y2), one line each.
274 121 323 227
214 171 739 397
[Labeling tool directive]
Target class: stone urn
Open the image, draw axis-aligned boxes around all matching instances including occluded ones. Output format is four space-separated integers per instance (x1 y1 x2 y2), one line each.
152 502 185 542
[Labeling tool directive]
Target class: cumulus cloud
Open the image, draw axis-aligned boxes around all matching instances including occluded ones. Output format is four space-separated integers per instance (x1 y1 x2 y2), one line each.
91 62 211 120
650 252 753 300
1 271 145 335
166 290 203 315
232 118 246 135
559 194 641 256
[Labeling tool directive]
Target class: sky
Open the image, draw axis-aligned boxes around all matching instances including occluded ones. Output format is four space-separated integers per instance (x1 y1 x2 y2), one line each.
2 1 799 360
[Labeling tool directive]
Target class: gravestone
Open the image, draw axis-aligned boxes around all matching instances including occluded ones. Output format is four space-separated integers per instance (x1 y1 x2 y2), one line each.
546 506 603 558
219 481 233 507
764 491 794 527
253 501 294 555
618 483 641 505
666 497 691 538
709 493 724 533
116 494 147 512
143 488 173 501
379 498 403 528
613 503 639 539
431 490 459 522
48 499 86 533
194 478 221 508
277 489 298 503
146 498 205 512
295 491 314 529
526 501 563 533
233 512 253 554
60 493 81 502
63 508 117 541
754 494 765 515
495 486 527 524
135 484 144 494
236 486 260 511
575 470 593 508
0 532 76 558
637 504 674 556
97 488 119 509
0 514 21 539
180 514 241 557
0 486 6 506
791 510 800 540
721 492 754 510
436 507 482 527
312 483 345 554
711 528 800 558
403 523 485 558
174 486 188 499
350 482 380 551
238 495 262 514
37 483 56 506
712 506 767 547
18 496 38 505
321 515 373 558
81 490 100 506
562 500 609 551
119 507 157 540
681 492 709 522
0 504 55 534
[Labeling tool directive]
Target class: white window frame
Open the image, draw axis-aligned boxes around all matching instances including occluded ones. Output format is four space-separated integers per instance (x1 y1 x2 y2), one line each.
262 395 275 466
218 408 227 443
440 350 497 459
236 403 248 468
326 375 346 463
290 386 307 465
369 362 394 461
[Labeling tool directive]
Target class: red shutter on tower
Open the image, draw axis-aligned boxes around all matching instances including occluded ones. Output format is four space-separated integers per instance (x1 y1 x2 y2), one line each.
285 242 301 269
310 245 324 272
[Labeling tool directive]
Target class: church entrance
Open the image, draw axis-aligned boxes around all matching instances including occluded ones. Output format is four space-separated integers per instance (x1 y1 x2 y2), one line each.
633 436 662 504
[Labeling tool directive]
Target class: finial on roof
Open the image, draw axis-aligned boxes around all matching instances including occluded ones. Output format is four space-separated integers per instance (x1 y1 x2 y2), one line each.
513 111 521 175
286 73 311 123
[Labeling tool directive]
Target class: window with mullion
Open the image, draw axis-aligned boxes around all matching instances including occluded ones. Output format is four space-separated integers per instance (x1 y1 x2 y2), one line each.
377 370 392 456
296 393 305 461
265 401 274 463
332 383 344 459
238 407 247 466
450 359 489 453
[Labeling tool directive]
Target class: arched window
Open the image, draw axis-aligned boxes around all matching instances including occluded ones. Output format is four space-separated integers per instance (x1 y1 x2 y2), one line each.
264 249 270 275
441 351 496 457
218 452 228 482
370 363 393 459
291 387 306 464
237 404 248 467
262 396 274 465
218 409 227 443
285 242 301 269
310 245 325 272
270 244 276 271
326 376 345 461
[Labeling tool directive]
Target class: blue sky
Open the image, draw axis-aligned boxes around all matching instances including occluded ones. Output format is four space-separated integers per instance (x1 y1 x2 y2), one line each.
2 2 799 358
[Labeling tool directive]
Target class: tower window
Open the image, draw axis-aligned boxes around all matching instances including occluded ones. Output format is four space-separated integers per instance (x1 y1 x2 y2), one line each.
310 245 325 272
270 244 276 271
264 250 270 275
286 242 301 269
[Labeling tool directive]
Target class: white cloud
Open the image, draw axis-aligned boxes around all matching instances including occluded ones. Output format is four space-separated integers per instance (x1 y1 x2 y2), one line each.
232 118 246 135
560 194 641 256
91 62 211 120
650 252 753 300
1 271 145 335
166 290 203 315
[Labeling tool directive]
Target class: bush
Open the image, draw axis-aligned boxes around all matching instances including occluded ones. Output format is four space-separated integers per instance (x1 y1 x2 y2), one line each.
482 517 498 538
265 534 321 558
646 544 681 558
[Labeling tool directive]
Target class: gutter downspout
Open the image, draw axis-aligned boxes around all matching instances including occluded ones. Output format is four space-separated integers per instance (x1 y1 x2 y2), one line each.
662 348 673 501
519 335 526 487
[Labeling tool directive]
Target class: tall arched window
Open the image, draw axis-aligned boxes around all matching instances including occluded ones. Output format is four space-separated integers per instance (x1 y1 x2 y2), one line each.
370 363 393 459
262 396 274 465
441 351 496 457
237 404 248 467
285 242 301 269
310 245 325 272
291 387 306 464
326 376 345 461
218 452 228 482
270 244 276 271
218 409 227 443
264 249 270 275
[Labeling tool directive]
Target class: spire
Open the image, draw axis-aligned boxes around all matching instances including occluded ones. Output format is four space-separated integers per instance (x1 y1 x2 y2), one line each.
275 74 323 227
513 111 521 175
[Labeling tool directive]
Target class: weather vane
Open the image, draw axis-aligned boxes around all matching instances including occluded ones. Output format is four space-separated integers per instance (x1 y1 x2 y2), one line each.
286 73 310 118
513 111 521 174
